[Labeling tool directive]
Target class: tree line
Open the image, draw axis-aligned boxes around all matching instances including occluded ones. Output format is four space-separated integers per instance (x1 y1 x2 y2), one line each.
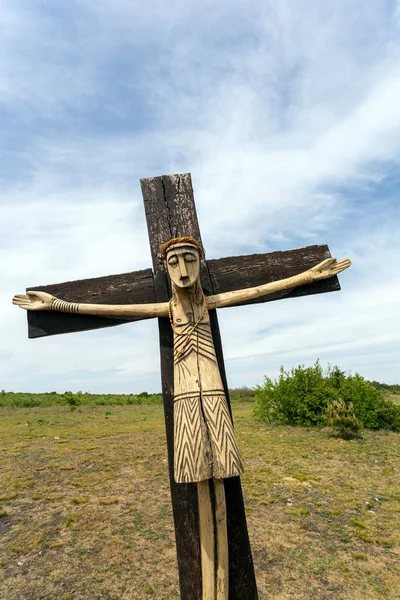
0 387 256 408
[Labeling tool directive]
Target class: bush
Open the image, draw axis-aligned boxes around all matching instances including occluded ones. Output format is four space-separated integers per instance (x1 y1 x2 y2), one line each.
339 374 400 430
64 391 80 410
254 361 400 431
254 362 337 427
324 399 362 439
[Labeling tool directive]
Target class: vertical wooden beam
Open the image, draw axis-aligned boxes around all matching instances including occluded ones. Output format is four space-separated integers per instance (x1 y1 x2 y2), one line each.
141 173 258 600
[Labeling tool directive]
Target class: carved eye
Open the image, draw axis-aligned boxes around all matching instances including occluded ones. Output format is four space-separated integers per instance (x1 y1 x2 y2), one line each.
168 255 178 266
184 253 197 262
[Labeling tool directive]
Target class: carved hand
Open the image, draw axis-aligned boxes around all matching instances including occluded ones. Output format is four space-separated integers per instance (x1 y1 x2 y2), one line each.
12 291 54 311
308 258 351 281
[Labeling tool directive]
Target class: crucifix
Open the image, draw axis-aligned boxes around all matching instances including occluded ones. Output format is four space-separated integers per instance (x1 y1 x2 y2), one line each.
13 173 350 599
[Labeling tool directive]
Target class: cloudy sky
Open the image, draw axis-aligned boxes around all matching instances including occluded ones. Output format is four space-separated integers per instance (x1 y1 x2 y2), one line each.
1 0 400 393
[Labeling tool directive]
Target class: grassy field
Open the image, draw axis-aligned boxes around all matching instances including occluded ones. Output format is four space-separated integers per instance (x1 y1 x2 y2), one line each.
0 403 399 600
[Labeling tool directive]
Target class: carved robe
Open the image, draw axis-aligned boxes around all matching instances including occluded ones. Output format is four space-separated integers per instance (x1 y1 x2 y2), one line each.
171 298 244 483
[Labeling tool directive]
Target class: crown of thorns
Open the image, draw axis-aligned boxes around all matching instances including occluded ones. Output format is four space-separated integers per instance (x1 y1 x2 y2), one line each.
161 236 205 260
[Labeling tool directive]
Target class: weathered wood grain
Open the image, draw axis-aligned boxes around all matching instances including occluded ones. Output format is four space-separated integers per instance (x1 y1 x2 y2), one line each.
143 175 204 599
207 308 257 599
27 269 155 338
207 245 340 307
142 174 203 276
27 245 339 339
142 173 258 600
198 480 218 599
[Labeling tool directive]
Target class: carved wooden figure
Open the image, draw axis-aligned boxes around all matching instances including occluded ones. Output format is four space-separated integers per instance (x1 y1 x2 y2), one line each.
13 174 351 600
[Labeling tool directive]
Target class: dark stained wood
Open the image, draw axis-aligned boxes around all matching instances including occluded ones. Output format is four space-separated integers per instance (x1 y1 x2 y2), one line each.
143 174 203 599
142 173 258 600
141 174 203 273
27 269 155 338
207 244 340 307
28 246 339 339
208 309 258 599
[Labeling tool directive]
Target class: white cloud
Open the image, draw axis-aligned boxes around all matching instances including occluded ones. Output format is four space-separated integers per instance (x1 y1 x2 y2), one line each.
1 0 400 391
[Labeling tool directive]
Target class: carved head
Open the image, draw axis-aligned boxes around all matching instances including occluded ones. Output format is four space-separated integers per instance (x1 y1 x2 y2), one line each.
161 237 204 289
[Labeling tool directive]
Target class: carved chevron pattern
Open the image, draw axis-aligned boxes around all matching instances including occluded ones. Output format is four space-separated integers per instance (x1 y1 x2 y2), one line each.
202 393 244 479
174 391 244 483
174 396 213 483
174 322 217 364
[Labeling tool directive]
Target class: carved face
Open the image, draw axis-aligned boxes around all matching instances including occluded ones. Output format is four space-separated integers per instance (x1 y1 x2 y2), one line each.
166 244 201 289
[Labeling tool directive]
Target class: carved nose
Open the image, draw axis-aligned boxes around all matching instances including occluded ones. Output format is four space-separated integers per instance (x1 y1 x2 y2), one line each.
179 257 188 278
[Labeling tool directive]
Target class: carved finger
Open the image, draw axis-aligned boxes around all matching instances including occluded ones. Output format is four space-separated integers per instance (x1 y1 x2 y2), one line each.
334 259 351 271
314 258 336 271
14 294 29 300
330 263 351 275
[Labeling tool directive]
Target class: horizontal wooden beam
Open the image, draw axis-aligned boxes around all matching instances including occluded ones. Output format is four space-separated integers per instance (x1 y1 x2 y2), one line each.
27 245 339 338
27 269 155 339
206 243 340 305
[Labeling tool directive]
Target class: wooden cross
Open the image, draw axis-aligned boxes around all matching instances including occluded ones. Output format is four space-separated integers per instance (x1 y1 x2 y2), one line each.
21 173 344 599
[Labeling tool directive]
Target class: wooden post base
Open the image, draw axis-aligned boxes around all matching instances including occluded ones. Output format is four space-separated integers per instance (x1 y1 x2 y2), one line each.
198 479 229 599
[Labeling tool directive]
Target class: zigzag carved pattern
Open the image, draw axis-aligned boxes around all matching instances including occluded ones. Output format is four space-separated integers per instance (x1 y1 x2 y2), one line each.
202 395 244 479
173 322 217 364
174 397 213 483
173 393 243 483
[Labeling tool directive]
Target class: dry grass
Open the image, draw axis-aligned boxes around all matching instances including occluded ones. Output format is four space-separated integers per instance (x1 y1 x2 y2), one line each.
0 404 399 600
387 393 400 406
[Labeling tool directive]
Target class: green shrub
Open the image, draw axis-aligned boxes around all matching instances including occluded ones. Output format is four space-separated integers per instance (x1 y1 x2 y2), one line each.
254 361 400 431
339 374 400 430
324 399 362 439
254 362 338 426
64 391 80 410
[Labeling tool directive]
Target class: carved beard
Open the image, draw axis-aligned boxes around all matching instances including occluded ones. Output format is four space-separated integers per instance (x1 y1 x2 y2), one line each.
171 278 204 307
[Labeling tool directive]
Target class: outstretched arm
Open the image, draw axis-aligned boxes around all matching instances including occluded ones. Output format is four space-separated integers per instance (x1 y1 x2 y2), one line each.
206 258 351 309
12 291 169 318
